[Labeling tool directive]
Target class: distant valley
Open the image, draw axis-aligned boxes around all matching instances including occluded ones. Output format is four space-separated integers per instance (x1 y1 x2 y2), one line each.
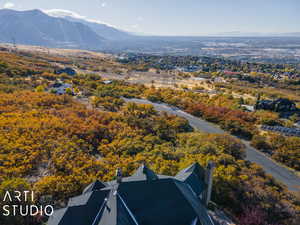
1 9 300 64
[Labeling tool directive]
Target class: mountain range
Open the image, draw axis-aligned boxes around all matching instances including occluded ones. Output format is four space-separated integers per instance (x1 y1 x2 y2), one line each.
0 9 299 52
45 9 133 41
0 9 132 49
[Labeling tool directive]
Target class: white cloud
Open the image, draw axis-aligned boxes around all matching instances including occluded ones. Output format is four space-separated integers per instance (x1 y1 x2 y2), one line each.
3 2 15 9
137 17 144 22
130 24 139 29
45 9 86 20
44 9 118 28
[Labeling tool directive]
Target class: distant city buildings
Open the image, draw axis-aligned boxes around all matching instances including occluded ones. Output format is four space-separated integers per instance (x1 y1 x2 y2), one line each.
176 65 202 73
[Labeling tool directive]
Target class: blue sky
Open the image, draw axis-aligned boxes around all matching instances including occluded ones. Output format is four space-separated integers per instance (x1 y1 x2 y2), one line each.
1 0 299 35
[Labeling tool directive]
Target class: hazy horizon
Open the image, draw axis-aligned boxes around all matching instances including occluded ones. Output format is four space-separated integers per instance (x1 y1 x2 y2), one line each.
0 0 299 36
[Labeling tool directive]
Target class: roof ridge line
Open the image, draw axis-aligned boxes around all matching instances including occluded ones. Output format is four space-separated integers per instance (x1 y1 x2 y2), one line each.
117 193 140 225
91 197 108 225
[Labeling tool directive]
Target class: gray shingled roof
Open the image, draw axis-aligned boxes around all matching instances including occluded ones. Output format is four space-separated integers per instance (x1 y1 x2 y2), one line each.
176 163 206 196
48 190 110 225
48 163 214 225
97 190 138 225
82 180 107 194
131 164 159 181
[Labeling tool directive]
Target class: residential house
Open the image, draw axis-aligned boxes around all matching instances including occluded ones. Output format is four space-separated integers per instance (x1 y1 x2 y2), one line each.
48 163 216 225
55 67 77 76
103 80 113 85
255 98 297 112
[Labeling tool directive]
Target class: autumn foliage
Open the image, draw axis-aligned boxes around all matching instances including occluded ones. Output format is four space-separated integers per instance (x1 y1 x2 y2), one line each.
0 91 299 225
0 50 299 225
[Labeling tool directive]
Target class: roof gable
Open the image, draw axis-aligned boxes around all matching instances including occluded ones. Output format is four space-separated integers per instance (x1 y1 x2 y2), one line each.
131 164 159 181
98 190 138 225
48 190 110 225
118 179 198 225
83 180 107 194
176 163 206 196
48 163 214 225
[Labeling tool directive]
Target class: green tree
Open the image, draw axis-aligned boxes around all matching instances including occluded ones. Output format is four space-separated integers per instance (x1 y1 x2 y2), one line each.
35 85 44 92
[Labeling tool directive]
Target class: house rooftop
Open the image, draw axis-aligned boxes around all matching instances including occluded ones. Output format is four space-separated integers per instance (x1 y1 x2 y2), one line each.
48 163 214 225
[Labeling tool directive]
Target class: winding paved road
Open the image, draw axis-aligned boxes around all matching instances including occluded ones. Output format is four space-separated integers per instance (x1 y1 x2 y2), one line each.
124 98 300 192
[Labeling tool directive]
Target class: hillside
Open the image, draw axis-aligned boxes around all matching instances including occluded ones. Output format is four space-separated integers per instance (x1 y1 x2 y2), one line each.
0 48 299 225
45 9 133 40
0 9 105 49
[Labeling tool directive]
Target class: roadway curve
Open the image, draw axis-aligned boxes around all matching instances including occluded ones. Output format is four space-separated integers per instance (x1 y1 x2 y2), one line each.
124 98 300 192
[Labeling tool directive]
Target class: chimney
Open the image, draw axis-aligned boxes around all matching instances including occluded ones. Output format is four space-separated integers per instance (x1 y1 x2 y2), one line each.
204 161 215 207
116 168 122 184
